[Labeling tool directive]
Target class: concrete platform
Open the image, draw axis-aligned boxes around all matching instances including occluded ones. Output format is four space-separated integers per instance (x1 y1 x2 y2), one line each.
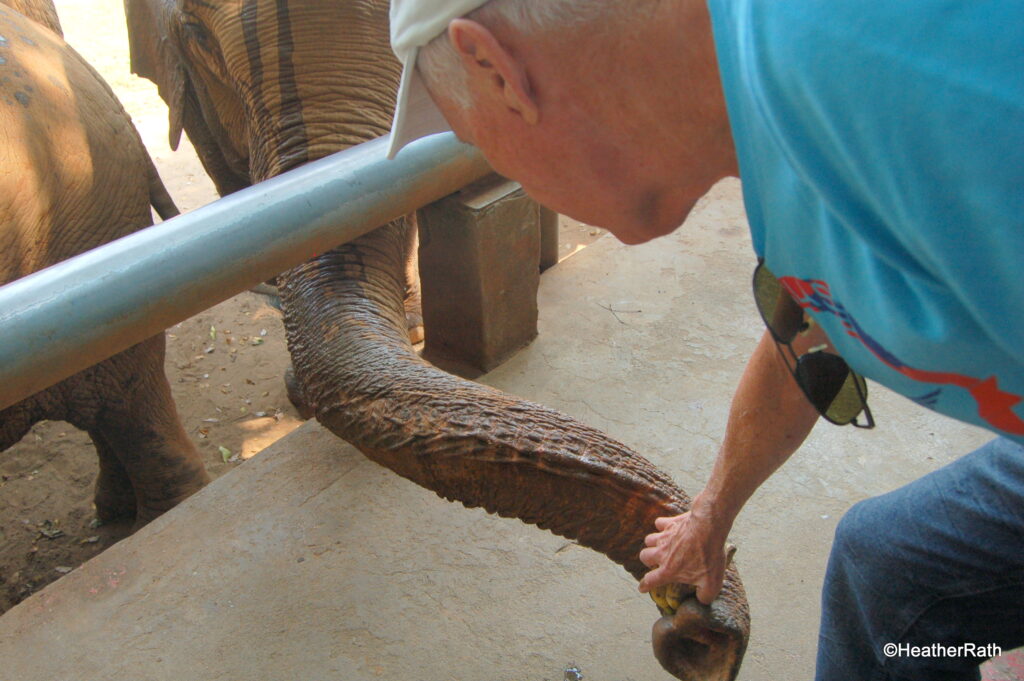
0 180 994 680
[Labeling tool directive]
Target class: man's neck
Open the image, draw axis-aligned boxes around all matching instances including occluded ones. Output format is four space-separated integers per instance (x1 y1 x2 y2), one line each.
625 0 739 186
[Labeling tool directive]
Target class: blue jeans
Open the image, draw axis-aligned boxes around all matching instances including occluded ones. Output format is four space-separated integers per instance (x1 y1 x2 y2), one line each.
816 437 1024 681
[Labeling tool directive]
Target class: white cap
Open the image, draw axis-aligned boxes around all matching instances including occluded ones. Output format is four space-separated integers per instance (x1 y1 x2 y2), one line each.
388 0 488 159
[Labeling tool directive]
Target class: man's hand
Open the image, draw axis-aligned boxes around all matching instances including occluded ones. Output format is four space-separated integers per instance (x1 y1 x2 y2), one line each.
636 331 822 607
637 501 731 605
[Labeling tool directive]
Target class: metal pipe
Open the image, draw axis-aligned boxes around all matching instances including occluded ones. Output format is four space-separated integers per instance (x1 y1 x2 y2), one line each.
0 134 490 410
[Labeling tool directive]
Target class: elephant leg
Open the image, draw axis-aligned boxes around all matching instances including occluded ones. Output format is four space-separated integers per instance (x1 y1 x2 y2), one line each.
0 398 44 453
403 221 424 345
284 365 314 420
4 383 117 518
68 336 209 525
88 428 138 522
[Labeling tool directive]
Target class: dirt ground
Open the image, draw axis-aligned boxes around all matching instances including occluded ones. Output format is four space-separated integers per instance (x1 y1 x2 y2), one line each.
0 0 604 614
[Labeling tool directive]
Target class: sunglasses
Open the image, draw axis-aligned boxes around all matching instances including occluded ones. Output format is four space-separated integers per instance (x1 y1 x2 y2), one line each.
753 260 875 428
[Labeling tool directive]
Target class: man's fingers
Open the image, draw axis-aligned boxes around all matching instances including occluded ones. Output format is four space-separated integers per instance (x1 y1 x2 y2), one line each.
639 546 660 568
643 531 662 547
638 567 664 593
695 572 725 606
653 516 676 530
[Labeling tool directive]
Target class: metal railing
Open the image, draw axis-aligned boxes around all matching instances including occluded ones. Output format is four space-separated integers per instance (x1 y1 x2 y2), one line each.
0 134 490 411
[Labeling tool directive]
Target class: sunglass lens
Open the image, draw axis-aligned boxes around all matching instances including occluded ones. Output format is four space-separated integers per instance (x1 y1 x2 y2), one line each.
796 352 866 424
754 264 804 343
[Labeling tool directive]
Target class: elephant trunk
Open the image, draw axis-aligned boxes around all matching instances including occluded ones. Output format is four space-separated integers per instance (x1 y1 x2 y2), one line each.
279 219 749 680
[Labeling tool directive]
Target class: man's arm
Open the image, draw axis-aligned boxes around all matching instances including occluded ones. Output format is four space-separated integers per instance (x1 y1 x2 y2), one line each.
638 327 821 603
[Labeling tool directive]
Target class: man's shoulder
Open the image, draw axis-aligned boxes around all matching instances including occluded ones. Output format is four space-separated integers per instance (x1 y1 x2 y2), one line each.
712 0 1024 261
707 0 1024 440
711 0 1022 103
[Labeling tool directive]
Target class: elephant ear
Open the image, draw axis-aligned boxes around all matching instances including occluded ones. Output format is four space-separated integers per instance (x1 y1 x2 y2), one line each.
124 0 187 150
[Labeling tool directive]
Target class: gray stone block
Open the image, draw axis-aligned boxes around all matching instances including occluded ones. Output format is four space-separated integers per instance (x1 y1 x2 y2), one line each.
417 174 540 375
539 205 560 272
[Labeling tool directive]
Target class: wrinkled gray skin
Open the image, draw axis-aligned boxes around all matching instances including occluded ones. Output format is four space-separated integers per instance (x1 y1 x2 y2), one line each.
123 1 750 677
0 0 209 524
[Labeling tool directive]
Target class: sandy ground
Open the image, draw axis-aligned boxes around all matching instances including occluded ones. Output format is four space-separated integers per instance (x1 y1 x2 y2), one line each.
0 0 604 613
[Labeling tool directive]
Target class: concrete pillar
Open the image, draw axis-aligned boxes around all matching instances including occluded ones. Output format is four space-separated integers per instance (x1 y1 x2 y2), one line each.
417 174 540 376
539 206 560 272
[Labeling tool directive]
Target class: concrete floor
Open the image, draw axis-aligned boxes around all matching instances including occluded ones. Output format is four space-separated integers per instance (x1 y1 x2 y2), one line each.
0 179 993 680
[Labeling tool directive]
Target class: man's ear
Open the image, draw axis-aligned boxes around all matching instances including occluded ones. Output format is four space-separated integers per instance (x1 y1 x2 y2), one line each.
447 18 539 125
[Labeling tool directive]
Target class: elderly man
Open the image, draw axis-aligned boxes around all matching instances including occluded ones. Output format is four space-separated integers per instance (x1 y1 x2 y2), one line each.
387 1 1024 679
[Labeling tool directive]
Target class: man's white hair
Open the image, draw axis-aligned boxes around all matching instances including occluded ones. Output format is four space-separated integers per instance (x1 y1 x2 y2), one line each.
417 0 630 109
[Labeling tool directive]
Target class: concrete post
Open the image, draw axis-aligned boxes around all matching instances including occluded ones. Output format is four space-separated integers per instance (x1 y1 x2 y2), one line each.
539 206 560 272
417 174 540 376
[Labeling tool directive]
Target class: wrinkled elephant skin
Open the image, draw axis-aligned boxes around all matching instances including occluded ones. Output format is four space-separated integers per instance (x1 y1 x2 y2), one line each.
0 0 209 524
122 0 750 676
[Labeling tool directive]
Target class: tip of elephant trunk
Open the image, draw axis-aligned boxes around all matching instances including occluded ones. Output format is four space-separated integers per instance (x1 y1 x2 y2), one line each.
651 597 747 681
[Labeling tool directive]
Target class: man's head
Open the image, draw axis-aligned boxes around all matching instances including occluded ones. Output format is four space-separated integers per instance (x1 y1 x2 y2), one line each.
389 0 737 244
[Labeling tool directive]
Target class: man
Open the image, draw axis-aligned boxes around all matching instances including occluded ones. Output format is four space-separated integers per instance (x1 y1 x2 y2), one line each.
386 1 1024 679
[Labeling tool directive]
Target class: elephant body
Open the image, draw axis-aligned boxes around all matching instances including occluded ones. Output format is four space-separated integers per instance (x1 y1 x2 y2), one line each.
0 0 209 523
2 0 59 35
124 0 750 677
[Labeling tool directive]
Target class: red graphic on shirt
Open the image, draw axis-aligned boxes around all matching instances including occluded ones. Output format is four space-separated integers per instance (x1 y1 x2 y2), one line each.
779 276 1024 436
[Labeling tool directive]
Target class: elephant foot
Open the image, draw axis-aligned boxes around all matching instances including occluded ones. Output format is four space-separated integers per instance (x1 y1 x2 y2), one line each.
285 366 315 420
131 504 172 529
131 473 208 529
651 595 747 681
406 309 424 345
93 449 138 522
404 222 423 344
93 485 137 523
251 283 283 312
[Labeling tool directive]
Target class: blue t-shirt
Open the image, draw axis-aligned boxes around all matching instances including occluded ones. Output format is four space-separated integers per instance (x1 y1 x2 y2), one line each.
707 0 1024 443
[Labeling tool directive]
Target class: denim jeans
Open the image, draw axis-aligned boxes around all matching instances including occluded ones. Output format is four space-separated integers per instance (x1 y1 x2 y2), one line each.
816 437 1024 681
